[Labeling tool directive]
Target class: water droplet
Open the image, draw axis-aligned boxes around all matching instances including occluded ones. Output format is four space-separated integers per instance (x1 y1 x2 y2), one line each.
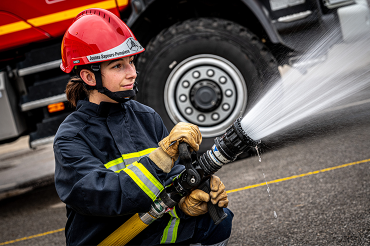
255 146 261 162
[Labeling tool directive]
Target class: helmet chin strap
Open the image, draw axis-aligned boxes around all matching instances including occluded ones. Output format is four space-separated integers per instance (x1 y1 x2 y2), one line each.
90 64 138 103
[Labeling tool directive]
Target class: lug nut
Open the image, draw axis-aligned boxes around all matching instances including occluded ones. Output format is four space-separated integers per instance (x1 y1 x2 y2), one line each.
179 94 187 102
225 89 233 97
193 71 200 78
212 113 220 120
219 76 227 84
185 107 193 115
207 69 214 77
198 114 205 122
222 103 230 111
182 81 190 88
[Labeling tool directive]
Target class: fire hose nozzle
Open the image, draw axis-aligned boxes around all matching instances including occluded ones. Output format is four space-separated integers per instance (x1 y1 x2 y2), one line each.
198 117 261 176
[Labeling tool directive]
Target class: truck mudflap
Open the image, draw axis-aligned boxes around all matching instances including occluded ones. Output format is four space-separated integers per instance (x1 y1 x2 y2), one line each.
0 72 27 142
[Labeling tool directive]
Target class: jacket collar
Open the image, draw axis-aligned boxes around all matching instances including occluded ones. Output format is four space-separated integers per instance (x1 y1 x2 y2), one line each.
76 99 126 117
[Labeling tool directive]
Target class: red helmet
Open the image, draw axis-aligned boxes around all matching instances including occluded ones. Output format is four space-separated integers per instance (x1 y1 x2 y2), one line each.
60 8 144 73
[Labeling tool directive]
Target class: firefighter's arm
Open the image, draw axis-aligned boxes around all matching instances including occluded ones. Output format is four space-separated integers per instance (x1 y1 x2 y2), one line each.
54 137 165 217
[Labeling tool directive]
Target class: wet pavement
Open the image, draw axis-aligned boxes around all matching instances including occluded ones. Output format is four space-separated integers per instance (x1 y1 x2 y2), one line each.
1 39 370 245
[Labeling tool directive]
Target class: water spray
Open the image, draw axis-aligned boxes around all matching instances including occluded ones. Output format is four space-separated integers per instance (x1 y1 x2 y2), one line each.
99 117 261 245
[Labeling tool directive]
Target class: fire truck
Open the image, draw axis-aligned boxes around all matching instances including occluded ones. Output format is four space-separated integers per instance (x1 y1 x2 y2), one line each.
0 0 369 151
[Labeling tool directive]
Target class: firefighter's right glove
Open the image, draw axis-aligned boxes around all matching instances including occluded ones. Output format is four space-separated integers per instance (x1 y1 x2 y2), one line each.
210 175 229 208
159 122 202 164
178 189 209 216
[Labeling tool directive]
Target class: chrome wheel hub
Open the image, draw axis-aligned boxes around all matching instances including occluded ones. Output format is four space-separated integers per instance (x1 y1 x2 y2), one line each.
164 54 248 137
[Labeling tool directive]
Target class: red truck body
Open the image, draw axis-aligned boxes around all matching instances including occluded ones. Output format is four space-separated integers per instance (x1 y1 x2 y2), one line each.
0 0 126 52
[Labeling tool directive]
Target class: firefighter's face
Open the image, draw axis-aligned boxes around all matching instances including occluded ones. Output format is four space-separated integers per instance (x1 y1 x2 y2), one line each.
100 56 137 93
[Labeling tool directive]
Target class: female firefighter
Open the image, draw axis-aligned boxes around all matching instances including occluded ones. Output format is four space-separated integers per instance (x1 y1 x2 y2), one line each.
54 8 233 246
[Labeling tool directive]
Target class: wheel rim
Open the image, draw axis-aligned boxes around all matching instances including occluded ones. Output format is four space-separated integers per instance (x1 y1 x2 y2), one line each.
164 54 248 137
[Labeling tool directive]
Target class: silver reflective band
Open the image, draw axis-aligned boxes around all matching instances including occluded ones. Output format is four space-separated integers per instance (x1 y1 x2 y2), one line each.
87 37 144 62
127 164 162 197
161 209 180 244
108 162 126 172
123 154 150 166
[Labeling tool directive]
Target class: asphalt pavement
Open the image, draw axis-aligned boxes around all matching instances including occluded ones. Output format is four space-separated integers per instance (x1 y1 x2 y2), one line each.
0 39 370 245
0 136 55 200
0 109 369 245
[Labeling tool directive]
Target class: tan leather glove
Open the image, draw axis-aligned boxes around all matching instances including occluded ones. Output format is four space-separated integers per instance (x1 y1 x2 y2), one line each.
179 189 210 216
148 147 173 173
159 122 202 165
209 175 229 208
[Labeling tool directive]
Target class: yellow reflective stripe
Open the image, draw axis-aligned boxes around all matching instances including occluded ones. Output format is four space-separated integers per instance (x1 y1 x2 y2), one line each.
28 0 116 27
161 224 170 243
121 148 156 160
116 0 129 7
0 0 122 36
134 162 164 192
171 208 180 243
104 157 124 169
0 21 32 36
104 148 157 171
161 208 180 244
123 168 156 201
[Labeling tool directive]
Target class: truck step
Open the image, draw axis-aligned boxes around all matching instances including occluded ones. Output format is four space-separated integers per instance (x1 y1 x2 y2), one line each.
21 94 67 112
21 74 69 111
18 60 62 77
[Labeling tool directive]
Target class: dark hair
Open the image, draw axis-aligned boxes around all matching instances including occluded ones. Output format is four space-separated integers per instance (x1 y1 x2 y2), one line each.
65 65 94 107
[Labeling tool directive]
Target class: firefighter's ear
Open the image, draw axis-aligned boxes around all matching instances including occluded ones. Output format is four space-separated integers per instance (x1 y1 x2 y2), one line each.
80 69 96 86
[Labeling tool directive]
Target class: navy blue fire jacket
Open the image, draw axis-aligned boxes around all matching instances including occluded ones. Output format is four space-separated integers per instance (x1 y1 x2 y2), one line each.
54 100 197 245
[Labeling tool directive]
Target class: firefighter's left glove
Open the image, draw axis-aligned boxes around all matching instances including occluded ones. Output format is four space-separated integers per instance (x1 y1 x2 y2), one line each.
179 189 209 216
159 122 202 165
149 147 173 173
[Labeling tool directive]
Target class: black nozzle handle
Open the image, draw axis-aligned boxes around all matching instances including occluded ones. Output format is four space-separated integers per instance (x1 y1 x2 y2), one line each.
178 142 192 168
198 179 228 225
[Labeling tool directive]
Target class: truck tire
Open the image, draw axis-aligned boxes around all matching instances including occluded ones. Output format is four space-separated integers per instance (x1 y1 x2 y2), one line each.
136 18 280 153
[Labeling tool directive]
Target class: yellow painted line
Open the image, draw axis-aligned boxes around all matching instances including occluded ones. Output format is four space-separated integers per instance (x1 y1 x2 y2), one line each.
0 21 32 36
0 0 120 36
226 158 370 194
0 228 64 245
2 158 369 245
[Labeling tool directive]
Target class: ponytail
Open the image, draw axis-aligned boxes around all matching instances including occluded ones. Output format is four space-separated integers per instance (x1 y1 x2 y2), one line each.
65 64 96 107
65 76 90 107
